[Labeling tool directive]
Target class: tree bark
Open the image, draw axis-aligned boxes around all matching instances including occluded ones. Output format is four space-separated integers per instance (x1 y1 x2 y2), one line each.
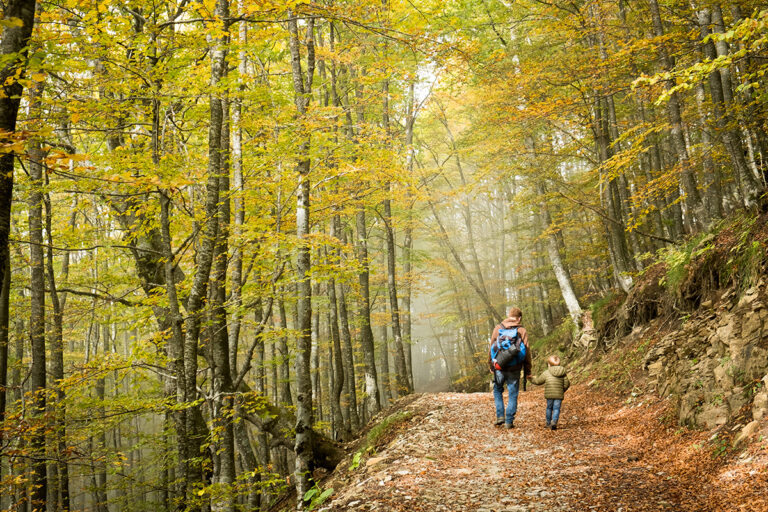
287 12 315 507
0 0 37 313
179 0 229 502
590 98 634 292
378 297 391 407
355 209 381 419
27 84 48 511
44 182 71 512
335 225 360 432
327 235 345 441
0 248 8 501
381 77 410 397
210 86 236 512
537 183 582 323
229 10 247 376
401 83 415 389
277 293 293 407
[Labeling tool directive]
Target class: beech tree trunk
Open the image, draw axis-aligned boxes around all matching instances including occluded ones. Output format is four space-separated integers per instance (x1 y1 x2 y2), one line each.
0 0 37 317
335 232 360 432
401 81 416 389
381 79 410 397
287 12 315 506
28 84 48 511
0 251 8 460
178 0 229 502
537 184 582 323
378 298 391 407
210 83 236 512
355 209 381 420
44 183 71 512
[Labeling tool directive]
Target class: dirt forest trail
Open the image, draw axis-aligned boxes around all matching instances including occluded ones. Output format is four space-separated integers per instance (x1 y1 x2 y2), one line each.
323 385 768 512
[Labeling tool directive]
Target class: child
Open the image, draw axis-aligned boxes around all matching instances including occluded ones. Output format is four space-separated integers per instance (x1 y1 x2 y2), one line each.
531 355 570 430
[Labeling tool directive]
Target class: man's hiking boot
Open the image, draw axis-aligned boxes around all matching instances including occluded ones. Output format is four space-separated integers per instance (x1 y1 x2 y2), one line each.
545 422 551 428
495 417 504 426
505 421 514 429
550 423 557 431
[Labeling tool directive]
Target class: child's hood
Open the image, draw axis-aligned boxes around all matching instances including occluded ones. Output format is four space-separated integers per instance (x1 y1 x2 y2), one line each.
548 365 567 377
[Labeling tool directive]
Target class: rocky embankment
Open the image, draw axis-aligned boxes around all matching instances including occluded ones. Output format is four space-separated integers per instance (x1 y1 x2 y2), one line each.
642 278 767 440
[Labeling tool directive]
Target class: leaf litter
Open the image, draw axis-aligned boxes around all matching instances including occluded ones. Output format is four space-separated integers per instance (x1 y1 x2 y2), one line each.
318 384 768 511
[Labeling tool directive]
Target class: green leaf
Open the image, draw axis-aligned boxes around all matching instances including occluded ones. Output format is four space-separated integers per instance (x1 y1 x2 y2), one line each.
0 17 24 28
303 487 318 501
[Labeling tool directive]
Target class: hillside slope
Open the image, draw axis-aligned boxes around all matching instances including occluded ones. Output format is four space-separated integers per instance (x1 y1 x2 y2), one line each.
313 388 767 512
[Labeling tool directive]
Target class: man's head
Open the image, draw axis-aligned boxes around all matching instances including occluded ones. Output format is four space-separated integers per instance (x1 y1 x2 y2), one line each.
508 307 523 322
547 355 561 367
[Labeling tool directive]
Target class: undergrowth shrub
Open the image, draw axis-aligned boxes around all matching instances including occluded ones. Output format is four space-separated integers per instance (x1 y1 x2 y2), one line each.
531 318 573 372
596 209 768 343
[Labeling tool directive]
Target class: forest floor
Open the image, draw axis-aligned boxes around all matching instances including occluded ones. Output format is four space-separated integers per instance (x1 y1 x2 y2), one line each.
319 385 768 512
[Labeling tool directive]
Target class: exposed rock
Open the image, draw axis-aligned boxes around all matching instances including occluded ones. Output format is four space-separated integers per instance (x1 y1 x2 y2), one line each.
733 421 760 446
630 281 768 429
753 376 768 421
366 456 387 467
696 404 728 429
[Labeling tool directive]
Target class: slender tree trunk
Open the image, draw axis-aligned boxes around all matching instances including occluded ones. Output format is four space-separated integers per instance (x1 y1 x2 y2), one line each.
0 249 9 504
277 293 293 407
426 198 503 323
381 77 409 397
229 11 247 376
96 326 109 512
210 86 236 512
0 0 37 315
335 246 359 431
590 99 634 292
250 302 270 510
446 272 485 379
287 12 315 506
354 209 381 419
378 298 391 407
311 282 321 423
44 184 71 512
537 184 582 323
326 239 345 441
437 108 497 331
27 86 48 511
401 82 416 390
180 0 229 502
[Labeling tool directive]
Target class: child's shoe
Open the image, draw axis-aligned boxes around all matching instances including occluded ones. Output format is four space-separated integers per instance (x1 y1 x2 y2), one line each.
495 417 504 426
545 422 551 428
550 423 557 430
505 421 514 429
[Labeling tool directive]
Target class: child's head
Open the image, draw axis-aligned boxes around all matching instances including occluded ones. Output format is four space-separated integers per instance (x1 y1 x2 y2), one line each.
508 307 523 322
547 355 561 367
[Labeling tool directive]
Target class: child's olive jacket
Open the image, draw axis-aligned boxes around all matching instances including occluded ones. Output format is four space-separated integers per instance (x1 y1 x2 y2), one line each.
531 365 570 400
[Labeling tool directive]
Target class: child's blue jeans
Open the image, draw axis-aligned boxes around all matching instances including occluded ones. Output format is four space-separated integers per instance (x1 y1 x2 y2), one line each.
493 371 519 424
546 398 562 425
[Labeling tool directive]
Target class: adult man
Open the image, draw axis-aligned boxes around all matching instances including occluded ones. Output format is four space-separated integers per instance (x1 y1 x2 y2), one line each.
488 307 532 428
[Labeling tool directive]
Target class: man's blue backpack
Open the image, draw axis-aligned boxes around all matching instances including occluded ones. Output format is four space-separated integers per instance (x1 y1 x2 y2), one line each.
491 326 526 370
